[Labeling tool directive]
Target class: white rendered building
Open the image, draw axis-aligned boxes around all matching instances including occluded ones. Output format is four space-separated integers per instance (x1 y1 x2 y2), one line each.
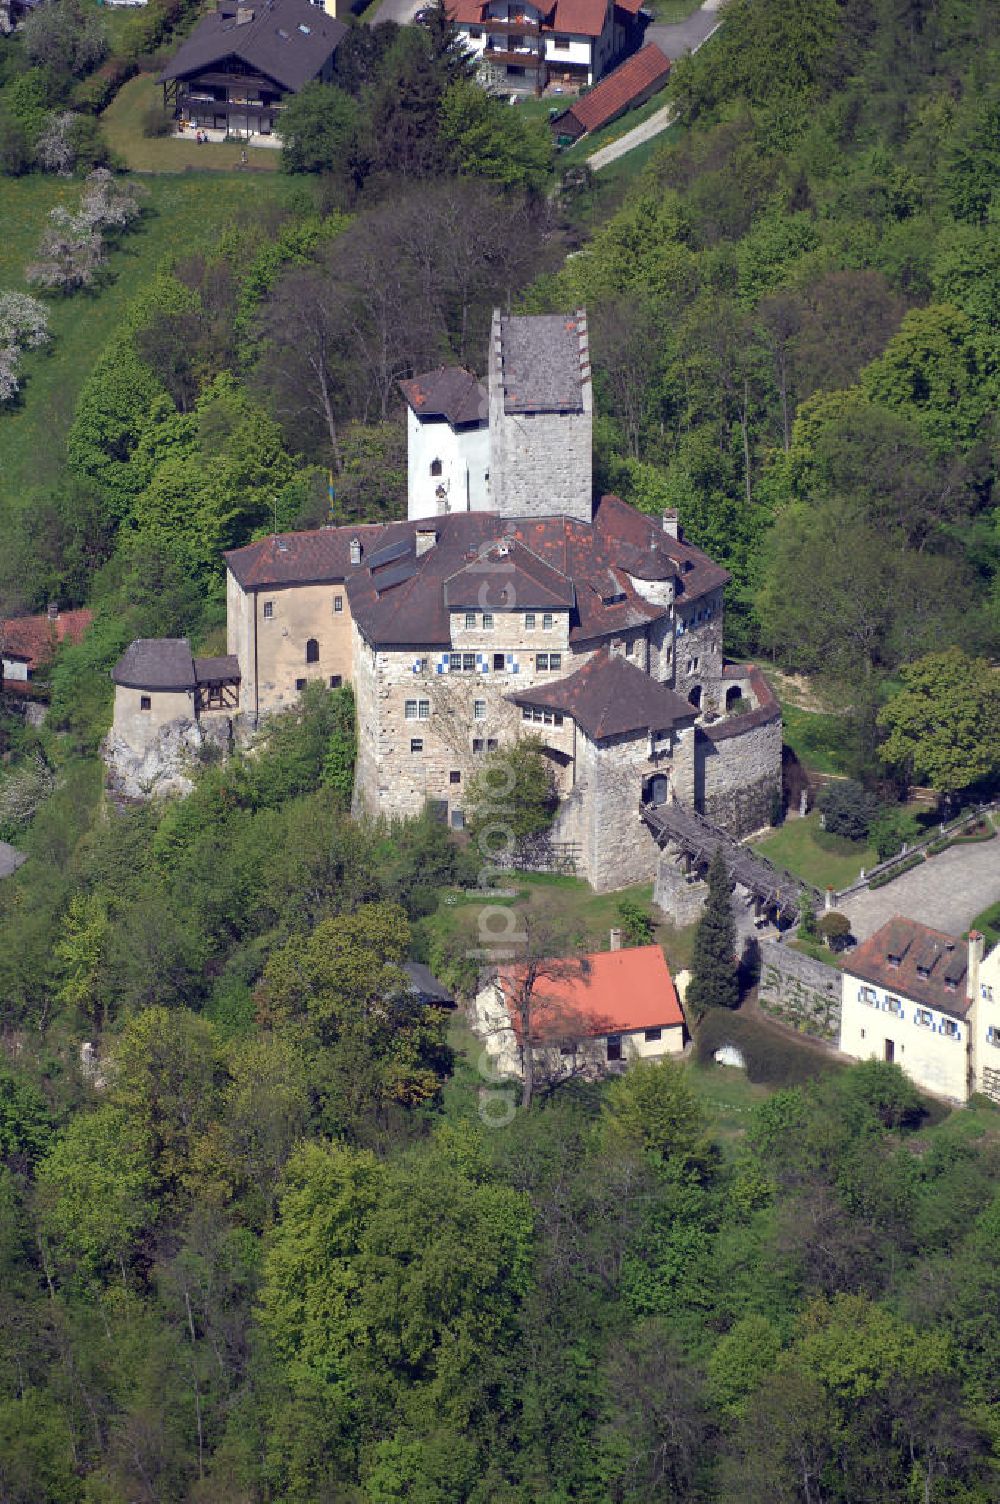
399 367 490 520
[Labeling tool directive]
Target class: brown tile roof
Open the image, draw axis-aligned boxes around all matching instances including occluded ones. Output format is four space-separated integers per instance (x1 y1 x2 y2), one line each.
158 0 346 91
225 523 386 591
545 0 608 37
554 43 670 136
499 312 587 414
1 608 92 672
113 639 197 692
703 665 781 742
846 918 972 1020
509 649 697 739
226 500 726 650
399 368 487 427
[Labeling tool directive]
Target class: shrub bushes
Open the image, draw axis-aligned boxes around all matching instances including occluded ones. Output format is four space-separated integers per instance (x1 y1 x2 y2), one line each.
817 779 879 842
868 852 924 889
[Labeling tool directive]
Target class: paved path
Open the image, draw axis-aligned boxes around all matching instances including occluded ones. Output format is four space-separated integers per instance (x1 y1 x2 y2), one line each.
368 0 422 27
588 0 727 171
644 0 727 61
840 839 1000 942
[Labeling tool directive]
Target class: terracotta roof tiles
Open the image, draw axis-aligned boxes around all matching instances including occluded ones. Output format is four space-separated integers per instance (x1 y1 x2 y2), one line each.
500 943 683 1043
554 43 670 137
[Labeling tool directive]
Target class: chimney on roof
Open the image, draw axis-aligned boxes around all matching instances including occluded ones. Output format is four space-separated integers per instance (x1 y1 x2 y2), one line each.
610 927 622 952
662 511 679 540
46 602 59 621
236 3 254 20
415 527 437 557
969 930 985 1002
350 538 362 566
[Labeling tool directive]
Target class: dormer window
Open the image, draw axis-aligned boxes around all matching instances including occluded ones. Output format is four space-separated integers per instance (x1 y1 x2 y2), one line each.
350 538 362 565
916 965 930 980
887 954 900 968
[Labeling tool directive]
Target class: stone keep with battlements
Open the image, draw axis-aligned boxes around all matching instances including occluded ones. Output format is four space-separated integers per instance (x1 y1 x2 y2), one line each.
108 307 782 892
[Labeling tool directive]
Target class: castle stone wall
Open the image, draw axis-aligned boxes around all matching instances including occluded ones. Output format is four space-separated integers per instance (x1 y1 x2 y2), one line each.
228 573 356 721
699 716 781 839
758 939 842 1041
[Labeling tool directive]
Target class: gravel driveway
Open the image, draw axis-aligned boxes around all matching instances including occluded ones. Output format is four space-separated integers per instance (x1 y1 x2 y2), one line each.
840 838 1000 942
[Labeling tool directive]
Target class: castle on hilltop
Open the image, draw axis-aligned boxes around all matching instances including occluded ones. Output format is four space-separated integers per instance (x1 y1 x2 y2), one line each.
107 309 784 897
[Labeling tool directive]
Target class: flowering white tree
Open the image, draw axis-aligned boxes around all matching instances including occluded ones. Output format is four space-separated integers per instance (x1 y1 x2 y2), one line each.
26 206 105 293
0 292 51 404
36 111 81 176
25 171 145 293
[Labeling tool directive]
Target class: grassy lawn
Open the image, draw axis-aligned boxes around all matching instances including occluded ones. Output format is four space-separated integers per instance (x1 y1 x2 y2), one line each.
686 1060 771 1142
752 811 875 891
103 75 282 173
648 0 704 19
969 899 1000 948
780 702 851 777
0 171 301 522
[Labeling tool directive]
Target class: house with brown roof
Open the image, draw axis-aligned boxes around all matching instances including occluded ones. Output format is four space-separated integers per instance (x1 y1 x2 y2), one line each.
840 918 977 1102
108 307 782 893
550 42 670 143
449 0 641 92
158 0 346 139
475 934 685 1082
1 605 92 697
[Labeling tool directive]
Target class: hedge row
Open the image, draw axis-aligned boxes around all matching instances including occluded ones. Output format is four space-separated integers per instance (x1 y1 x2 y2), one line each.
70 0 201 115
868 852 925 890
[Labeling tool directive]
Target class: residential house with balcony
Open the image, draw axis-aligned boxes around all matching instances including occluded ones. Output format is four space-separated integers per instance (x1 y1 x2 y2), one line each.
158 0 346 139
449 0 641 92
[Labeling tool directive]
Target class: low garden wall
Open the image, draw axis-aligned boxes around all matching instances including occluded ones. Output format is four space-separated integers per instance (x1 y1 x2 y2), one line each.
758 939 842 1042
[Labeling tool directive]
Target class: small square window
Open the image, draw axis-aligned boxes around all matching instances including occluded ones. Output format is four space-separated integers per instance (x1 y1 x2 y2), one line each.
463 652 476 672
295 678 307 691
263 601 274 619
450 808 465 830
482 612 494 630
449 653 461 672
410 738 423 754
140 695 151 711
550 652 562 670
493 652 505 671
606 1034 622 1062
542 612 553 631
405 699 418 719
418 700 430 720
487 737 498 752
333 595 343 613
524 612 536 630
449 770 461 785
644 1027 661 1042
465 611 476 630
472 737 484 753
522 707 532 721
330 675 342 689
474 699 487 720
554 712 564 726
537 653 548 671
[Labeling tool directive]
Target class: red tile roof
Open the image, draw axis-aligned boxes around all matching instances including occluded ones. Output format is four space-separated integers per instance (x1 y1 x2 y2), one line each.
546 0 608 36
446 0 486 21
224 498 727 650
500 943 683 1043
556 43 670 136
1 608 93 672
846 918 972 1020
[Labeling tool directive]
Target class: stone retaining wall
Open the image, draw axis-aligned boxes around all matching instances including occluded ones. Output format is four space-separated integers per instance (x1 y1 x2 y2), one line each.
758 939 842 1041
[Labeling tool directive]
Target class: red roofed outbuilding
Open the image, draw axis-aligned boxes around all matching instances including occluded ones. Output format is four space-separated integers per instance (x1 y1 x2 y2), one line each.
475 936 685 1081
1 606 93 696
551 42 671 142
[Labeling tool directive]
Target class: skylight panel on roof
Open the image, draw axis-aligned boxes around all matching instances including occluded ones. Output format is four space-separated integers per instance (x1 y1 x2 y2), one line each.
374 562 417 594
368 537 412 571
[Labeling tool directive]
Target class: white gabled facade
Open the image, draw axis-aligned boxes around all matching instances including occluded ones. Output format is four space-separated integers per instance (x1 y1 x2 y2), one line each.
840 966 971 1104
407 408 491 520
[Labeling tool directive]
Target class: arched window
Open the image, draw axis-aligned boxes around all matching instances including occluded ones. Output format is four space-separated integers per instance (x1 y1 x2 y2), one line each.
688 685 702 710
306 638 320 664
430 458 442 477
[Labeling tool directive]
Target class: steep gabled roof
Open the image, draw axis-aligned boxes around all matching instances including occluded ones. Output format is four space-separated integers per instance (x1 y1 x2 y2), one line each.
545 0 608 36
845 918 972 1020
499 943 683 1043
399 367 487 428
555 43 670 136
443 538 575 612
158 0 346 91
0 608 92 672
508 649 697 739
